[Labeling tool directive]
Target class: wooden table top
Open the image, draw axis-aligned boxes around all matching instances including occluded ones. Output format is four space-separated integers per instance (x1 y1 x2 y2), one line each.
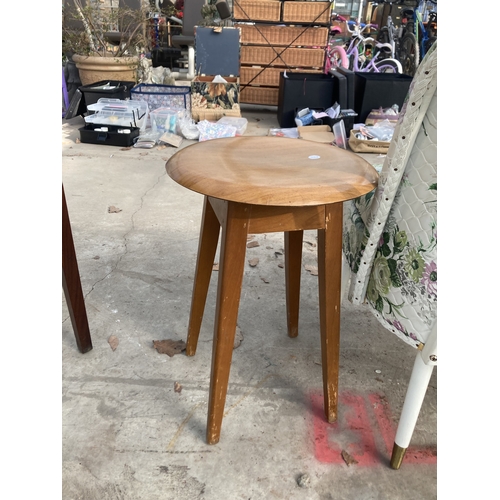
166 136 379 206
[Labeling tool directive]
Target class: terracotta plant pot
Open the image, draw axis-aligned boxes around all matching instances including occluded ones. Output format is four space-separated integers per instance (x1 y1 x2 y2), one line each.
72 54 139 86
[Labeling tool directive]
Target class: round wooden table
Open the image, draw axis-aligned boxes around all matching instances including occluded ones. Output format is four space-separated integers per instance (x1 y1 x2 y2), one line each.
166 136 378 444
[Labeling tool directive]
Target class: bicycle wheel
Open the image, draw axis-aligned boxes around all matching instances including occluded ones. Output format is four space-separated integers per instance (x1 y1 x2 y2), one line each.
399 32 419 77
374 58 402 73
377 26 390 45
348 54 356 71
327 45 349 70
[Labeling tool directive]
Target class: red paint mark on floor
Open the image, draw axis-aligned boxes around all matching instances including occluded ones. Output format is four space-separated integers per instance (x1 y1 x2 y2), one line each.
311 391 381 465
311 391 436 466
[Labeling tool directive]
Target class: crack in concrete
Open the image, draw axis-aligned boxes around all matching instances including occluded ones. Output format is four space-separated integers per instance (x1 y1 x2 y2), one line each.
84 172 167 300
63 172 168 328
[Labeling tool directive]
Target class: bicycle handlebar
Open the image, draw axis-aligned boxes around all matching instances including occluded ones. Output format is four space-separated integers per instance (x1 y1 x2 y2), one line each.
345 20 378 34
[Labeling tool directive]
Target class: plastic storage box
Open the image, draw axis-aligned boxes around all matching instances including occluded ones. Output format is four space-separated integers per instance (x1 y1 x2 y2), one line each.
277 72 336 128
130 84 191 112
79 123 140 147
84 98 149 131
216 117 248 135
354 72 412 123
150 107 184 134
79 80 135 110
330 67 355 109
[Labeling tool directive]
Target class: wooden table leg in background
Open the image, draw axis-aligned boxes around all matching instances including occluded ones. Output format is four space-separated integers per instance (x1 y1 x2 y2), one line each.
186 197 221 356
317 203 343 423
285 230 303 339
62 185 92 354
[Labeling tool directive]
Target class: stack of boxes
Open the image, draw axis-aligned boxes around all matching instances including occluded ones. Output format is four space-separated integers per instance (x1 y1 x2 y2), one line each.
234 1 331 106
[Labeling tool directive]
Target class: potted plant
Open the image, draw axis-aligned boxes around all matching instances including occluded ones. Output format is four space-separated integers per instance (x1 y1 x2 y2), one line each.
62 0 150 86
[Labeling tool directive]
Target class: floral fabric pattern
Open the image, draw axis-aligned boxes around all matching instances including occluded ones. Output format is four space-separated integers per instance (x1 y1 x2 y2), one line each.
342 68 437 349
191 81 240 111
364 178 437 345
131 84 191 112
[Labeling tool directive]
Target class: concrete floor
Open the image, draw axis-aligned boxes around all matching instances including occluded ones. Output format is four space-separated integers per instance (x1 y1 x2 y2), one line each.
62 103 437 499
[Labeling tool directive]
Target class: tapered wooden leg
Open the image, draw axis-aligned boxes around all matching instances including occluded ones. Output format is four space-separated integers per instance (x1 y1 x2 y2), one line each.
207 202 249 444
285 230 303 338
62 185 92 354
317 203 343 423
186 196 221 356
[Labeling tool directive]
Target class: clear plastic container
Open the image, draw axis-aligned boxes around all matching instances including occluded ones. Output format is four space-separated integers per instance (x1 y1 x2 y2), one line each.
332 119 347 149
150 107 184 135
85 98 149 131
216 117 248 136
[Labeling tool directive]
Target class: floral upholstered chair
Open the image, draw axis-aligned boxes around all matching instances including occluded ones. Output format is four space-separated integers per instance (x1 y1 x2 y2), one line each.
342 42 437 469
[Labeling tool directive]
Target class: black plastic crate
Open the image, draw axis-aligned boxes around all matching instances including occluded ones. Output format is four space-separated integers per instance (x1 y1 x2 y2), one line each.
277 72 337 128
79 123 140 147
79 80 136 110
354 72 412 123
331 67 355 109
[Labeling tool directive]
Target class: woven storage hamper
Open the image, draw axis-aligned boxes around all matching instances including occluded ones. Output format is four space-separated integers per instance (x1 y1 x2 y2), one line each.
281 1 331 24
240 46 325 68
236 23 329 47
233 0 281 22
240 86 279 106
241 66 321 87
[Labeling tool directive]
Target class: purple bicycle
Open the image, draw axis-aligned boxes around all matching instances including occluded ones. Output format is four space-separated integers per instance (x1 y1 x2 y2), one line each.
325 15 402 74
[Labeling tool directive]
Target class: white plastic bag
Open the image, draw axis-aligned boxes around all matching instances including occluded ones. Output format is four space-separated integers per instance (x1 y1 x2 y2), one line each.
177 110 199 140
197 120 237 142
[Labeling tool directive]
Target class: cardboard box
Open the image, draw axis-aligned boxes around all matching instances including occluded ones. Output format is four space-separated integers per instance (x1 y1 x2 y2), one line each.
349 128 390 154
297 125 334 144
191 108 242 123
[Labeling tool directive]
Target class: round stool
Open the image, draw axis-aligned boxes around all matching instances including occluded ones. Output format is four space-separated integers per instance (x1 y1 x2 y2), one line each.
166 136 378 444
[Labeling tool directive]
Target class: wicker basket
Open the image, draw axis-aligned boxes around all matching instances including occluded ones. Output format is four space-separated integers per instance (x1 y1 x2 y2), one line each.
281 1 331 24
241 46 325 68
233 0 282 22
235 23 329 47
240 66 322 87
240 86 280 106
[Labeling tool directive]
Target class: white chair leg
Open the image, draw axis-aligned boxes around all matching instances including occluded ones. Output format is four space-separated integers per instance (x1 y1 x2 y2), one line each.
340 253 351 304
390 351 435 469
187 45 195 80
